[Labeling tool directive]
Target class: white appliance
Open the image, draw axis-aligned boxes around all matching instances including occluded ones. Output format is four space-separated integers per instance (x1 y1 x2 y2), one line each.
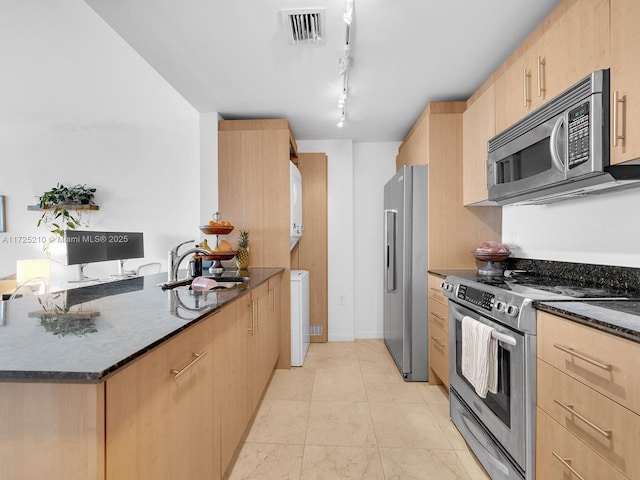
290 269 310 366
290 161 303 250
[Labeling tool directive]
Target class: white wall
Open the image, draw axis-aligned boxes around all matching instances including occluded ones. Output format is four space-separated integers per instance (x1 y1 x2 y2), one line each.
297 140 355 341
502 187 640 267
0 1 201 287
353 143 400 338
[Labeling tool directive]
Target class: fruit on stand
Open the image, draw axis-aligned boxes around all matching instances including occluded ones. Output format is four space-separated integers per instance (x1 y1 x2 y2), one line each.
198 239 212 252
216 240 233 252
236 231 250 269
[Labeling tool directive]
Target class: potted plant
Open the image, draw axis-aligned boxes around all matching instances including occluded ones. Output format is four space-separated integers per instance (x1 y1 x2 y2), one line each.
36 183 96 239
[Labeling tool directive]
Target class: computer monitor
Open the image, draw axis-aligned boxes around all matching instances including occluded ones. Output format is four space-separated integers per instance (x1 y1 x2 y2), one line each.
64 231 145 281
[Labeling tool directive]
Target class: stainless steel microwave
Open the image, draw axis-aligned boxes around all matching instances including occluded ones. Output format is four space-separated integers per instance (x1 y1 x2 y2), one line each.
487 69 640 205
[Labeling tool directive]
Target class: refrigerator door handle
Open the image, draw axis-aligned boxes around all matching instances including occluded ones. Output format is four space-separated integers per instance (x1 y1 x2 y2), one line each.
384 209 397 292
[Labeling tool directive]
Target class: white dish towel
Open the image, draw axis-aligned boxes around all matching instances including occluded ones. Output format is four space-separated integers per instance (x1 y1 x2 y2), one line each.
461 315 498 398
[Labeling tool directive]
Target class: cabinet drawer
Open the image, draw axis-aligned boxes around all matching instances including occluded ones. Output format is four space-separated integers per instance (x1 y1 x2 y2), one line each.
537 311 640 413
537 408 628 480
429 301 448 333
428 274 447 306
428 320 449 387
537 359 640 478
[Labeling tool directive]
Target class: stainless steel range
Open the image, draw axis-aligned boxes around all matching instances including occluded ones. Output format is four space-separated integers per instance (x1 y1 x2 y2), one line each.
441 272 625 480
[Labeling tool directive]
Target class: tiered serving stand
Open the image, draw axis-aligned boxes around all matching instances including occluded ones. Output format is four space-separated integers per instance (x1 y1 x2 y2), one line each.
199 224 236 273
471 250 511 278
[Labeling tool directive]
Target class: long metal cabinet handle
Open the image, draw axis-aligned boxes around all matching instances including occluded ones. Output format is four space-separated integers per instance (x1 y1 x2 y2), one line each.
431 336 446 348
553 399 612 439
269 285 275 311
552 452 586 480
431 312 446 322
170 351 207 379
523 68 531 107
248 302 255 335
613 91 626 147
553 343 612 370
256 298 260 331
537 56 546 98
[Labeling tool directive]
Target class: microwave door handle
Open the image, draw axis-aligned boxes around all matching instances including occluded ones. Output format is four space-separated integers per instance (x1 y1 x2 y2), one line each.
550 116 566 173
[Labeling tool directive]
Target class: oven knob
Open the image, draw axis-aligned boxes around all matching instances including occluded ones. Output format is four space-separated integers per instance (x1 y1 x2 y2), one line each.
506 304 520 317
441 282 454 293
494 301 506 312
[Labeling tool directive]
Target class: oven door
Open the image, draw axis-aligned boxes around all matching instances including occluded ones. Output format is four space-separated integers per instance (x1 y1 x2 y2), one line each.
448 302 526 469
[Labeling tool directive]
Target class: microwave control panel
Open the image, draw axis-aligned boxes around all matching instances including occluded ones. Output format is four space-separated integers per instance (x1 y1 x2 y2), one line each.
567 101 590 168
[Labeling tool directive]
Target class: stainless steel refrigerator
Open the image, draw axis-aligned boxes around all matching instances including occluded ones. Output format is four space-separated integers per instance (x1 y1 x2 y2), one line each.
383 165 428 381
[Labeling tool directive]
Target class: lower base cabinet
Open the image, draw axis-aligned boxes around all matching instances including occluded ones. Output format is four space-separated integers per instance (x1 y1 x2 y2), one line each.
106 313 218 480
0 278 282 480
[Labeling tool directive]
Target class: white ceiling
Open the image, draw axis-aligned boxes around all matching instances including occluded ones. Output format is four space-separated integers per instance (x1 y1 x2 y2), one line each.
6 0 559 142
89 1 560 142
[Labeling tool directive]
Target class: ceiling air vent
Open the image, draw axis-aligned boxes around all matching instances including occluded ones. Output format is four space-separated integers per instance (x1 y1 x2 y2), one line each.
281 8 326 45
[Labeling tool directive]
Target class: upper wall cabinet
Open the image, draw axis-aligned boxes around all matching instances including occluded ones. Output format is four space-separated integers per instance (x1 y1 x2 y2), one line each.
398 102 501 270
462 78 495 205
396 107 429 170
610 0 640 165
494 0 610 134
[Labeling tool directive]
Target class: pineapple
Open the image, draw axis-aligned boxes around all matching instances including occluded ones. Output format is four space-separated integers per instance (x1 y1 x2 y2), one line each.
235 231 250 270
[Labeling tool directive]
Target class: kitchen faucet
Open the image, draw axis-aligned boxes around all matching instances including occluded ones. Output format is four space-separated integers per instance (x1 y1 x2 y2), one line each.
168 240 210 282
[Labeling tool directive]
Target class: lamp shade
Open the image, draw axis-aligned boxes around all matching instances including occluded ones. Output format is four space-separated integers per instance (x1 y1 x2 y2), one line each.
16 259 51 284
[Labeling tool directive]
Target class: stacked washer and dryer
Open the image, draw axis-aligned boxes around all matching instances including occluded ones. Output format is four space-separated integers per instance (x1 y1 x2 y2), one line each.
289 162 310 366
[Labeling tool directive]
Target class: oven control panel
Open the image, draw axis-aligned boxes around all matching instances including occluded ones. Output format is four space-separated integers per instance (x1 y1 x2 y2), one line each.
456 284 494 311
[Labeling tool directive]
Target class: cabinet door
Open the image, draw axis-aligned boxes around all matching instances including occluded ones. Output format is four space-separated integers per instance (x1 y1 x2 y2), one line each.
249 282 271 410
537 408 628 480
535 0 609 103
494 0 610 134
494 48 538 134
610 0 640 164
463 81 495 205
267 274 282 368
214 299 252 476
106 316 216 480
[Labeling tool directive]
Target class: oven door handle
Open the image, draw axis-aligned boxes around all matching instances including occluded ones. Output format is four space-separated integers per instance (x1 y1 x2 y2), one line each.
451 307 518 346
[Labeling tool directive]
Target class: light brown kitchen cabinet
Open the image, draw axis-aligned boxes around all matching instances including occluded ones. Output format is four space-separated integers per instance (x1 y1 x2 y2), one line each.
396 107 429 170
0 382 105 480
267 273 283 366
249 281 274 410
412 102 502 270
462 77 495 205
536 311 640 479
219 119 294 368
214 297 252 475
610 0 640 165
427 274 449 388
290 152 328 343
106 313 217 480
494 0 610 133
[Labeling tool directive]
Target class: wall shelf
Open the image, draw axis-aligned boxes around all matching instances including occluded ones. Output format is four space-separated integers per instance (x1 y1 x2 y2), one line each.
27 204 99 212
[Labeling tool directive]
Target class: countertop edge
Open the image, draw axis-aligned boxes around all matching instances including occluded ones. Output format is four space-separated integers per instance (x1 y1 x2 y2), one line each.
0 267 285 384
534 301 640 344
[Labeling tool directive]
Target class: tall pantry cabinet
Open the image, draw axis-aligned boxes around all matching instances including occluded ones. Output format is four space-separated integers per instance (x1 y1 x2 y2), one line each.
218 119 295 368
290 152 328 343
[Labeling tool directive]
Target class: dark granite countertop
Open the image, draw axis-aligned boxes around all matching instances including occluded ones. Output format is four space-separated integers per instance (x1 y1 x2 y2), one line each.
0 267 283 383
535 300 640 344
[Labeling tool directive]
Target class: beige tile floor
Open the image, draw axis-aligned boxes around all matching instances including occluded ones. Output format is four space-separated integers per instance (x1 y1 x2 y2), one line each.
226 339 491 480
